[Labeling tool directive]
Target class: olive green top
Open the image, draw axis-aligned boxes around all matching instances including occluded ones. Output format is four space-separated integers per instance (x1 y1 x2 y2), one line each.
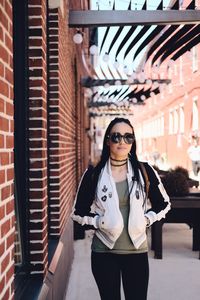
91 179 148 254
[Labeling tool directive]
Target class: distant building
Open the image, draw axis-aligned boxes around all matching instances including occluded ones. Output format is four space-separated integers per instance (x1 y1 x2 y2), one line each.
133 45 200 174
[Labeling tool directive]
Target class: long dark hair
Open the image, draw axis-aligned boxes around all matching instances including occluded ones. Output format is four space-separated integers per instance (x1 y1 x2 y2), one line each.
92 117 142 193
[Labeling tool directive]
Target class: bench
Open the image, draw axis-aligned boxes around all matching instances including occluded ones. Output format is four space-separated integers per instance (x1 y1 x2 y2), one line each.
151 195 200 259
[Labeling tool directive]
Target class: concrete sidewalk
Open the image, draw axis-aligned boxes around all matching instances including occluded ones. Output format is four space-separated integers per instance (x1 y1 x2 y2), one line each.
65 224 200 300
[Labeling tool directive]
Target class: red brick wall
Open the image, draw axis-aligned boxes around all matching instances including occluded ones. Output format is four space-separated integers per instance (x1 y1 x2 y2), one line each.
0 1 15 299
28 0 48 275
0 0 90 297
48 2 86 237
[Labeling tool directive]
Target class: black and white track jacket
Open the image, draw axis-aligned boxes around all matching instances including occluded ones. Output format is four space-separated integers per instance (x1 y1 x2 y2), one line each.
71 159 171 249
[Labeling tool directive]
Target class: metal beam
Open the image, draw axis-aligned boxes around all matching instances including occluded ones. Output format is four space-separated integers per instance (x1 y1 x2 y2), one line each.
81 77 171 87
69 10 200 27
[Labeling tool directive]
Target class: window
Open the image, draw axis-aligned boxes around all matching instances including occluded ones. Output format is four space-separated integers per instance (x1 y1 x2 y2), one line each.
179 56 184 85
160 114 164 136
179 105 184 134
192 47 198 73
192 97 199 131
173 109 179 134
169 111 173 134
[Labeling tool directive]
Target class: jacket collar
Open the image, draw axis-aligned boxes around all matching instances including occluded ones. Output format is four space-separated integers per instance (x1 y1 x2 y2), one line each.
104 158 134 183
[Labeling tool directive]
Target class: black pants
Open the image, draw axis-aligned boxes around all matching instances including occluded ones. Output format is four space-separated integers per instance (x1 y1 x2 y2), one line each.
192 160 200 176
91 251 149 300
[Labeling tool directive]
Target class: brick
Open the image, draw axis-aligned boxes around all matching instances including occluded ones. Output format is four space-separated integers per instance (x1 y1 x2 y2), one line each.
6 263 14 284
10 152 14 164
0 44 9 64
5 102 13 117
29 150 47 160
29 170 44 178
0 117 9 132
0 25 3 41
29 99 46 108
0 153 9 165
9 86 13 100
5 68 13 86
0 170 5 184
29 48 45 59
49 48 58 56
29 58 43 68
0 236 5 256
29 190 47 199
1 219 10 237
29 133 47 144
29 201 46 210
30 252 46 261
5 136 13 149
29 140 47 148
0 79 9 98
29 119 47 129
29 231 47 241
5 1 12 20
30 242 43 251
6 199 14 215
0 60 4 77
0 276 5 294
29 38 44 48
2 288 9 300
5 33 12 52
28 7 43 17
11 215 15 228
49 16 58 22
6 231 14 250
49 36 58 43
10 183 14 195
29 221 46 231
2 253 10 271
6 168 13 181
1 185 10 200
29 110 47 120
0 7 9 30
29 79 44 87
0 134 4 148
0 98 4 113
29 18 43 27
0 205 5 219
29 68 43 77
29 160 47 169
10 119 14 133
30 210 46 220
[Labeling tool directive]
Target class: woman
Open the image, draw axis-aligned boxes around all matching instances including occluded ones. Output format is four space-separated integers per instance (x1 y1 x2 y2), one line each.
72 117 171 300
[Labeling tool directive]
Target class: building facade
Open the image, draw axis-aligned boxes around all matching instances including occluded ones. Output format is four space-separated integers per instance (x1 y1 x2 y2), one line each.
133 44 200 174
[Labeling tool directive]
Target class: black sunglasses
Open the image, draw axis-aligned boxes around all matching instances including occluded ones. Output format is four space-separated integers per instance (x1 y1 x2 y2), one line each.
108 132 135 144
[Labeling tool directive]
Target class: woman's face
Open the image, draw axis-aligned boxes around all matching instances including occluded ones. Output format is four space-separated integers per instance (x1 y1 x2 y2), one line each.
107 122 134 159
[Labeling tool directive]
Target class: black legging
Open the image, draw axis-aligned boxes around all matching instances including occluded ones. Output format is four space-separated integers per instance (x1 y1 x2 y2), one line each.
91 251 149 300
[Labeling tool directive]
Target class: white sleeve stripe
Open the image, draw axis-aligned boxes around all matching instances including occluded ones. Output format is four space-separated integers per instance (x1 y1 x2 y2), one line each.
148 164 170 203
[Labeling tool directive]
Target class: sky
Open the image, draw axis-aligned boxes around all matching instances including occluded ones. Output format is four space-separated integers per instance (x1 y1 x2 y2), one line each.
90 0 172 78
89 0 172 102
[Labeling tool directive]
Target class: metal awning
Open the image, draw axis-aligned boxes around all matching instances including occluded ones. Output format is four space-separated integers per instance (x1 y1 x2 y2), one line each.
69 0 200 112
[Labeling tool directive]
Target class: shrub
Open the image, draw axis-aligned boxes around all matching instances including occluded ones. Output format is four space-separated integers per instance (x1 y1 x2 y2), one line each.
173 166 189 179
162 170 189 196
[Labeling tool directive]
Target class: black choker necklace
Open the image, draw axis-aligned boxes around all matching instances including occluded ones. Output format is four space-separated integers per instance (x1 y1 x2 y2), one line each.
110 157 127 162
111 161 127 167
